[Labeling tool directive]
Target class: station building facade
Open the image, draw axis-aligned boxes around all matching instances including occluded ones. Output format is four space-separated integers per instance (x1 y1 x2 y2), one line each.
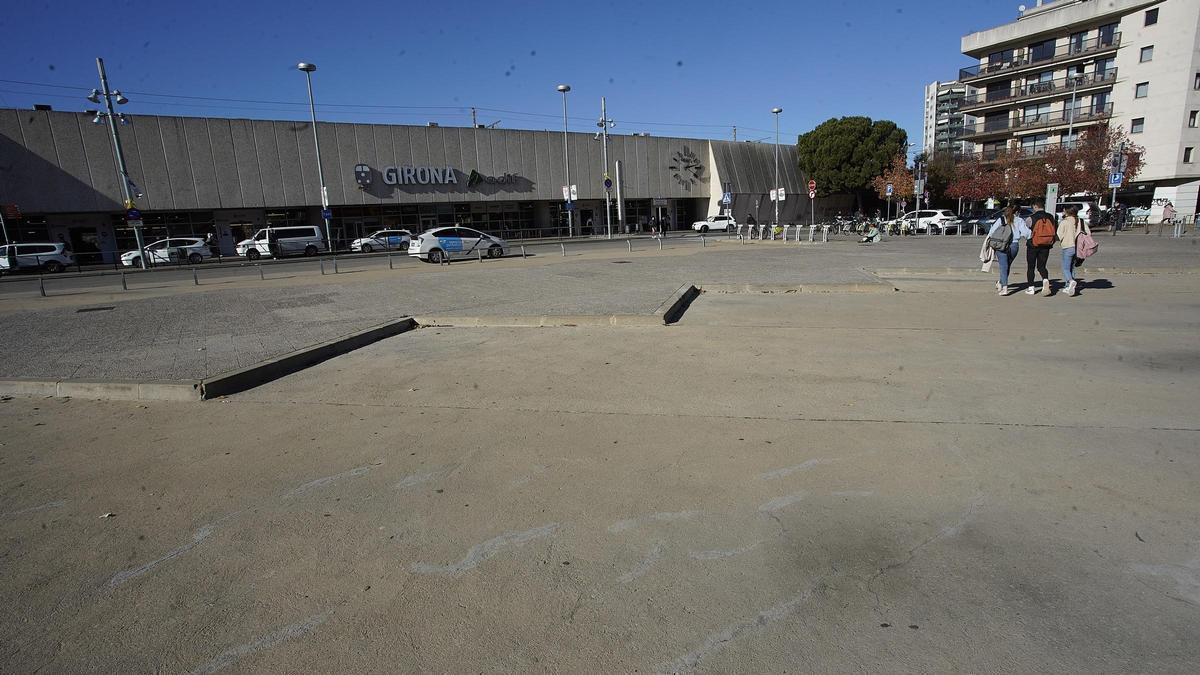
0 109 809 263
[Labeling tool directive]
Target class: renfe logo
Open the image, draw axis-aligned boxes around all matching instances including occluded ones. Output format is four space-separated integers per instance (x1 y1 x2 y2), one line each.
382 165 458 185
467 170 518 188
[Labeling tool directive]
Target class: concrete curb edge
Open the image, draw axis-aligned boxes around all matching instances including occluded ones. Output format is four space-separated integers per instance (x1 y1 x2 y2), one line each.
199 317 418 399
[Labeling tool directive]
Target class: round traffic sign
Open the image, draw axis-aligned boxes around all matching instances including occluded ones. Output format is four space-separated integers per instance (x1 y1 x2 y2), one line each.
807 179 816 191
603 177 613 190
808 190 816 199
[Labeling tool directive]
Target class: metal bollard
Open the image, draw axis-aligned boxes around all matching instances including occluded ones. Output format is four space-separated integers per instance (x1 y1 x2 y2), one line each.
121 272 128 291
388 253 394 269
521 245 527 259
259 264 265 280
658 238 663 251
320 259 325 275
627 239 633 252
333 257 339 274
822 225 829 243
808 225 815 242
701 235 706 247
477 247 483 262
561 243 566 256
192 267 199 285
39 275 46 297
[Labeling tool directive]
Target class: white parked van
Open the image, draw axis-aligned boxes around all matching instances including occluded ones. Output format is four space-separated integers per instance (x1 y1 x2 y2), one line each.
235 226 325 260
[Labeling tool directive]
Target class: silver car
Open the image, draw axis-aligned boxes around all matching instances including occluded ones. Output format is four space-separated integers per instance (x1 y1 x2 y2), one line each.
350 229 412 253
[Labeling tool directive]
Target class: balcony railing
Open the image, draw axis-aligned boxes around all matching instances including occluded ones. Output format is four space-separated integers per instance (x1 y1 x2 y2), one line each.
959 32 1120 81
962 103 1113 138
960 69 1117 109
971 140 1072 162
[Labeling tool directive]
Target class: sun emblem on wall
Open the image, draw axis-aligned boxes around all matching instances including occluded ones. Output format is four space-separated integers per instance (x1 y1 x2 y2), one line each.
669 146 704 190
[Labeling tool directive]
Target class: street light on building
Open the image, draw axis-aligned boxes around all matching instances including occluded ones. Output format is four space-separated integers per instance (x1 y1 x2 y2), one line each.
297 62 333 252
557 84 574 237
90 57 148 269
771 107 783 229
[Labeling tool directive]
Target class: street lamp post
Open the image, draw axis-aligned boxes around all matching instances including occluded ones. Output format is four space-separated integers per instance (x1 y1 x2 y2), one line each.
91 57 148 269
771 107 783 231
557 85 573 237
598 97 615 239
298 62 333 252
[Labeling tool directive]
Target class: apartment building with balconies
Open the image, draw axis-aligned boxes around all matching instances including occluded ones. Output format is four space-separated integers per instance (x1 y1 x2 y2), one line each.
923 81 968 157
958 0 1200 214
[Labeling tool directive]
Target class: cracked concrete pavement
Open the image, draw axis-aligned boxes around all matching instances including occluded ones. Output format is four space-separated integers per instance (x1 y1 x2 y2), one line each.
2 236 1199 672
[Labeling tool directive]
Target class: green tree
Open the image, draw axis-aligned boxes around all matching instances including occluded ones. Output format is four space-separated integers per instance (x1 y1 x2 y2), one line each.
916 151 958 206
796 116 908 211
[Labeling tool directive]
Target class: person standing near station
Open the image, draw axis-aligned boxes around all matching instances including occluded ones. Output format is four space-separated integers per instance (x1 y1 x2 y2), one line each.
1025 200 1056 295
1057 204 1089 297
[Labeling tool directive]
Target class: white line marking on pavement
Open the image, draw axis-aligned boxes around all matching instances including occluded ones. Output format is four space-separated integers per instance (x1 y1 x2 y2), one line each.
608 511 700 534
831 490 875 497
657 581 823 673
410 524 559 577
1131 558 1200 605
393 470 438 490
758 492 805 512
758 459 826 480
2 499 66 517
688 541 762 561
285 462 381 497
618 542 665 583
108 524 214 588
184 611 329 675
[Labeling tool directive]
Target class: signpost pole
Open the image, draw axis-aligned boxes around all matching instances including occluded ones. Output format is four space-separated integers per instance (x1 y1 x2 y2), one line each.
0 210 9 245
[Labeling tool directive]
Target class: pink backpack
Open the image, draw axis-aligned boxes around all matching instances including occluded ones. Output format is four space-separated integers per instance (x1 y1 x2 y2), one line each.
1075 231 1099 259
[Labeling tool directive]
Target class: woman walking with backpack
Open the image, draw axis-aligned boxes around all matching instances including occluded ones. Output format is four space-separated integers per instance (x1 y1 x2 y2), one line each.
987 205 1030 296
1025 200 1056 295
1057 204 1090 297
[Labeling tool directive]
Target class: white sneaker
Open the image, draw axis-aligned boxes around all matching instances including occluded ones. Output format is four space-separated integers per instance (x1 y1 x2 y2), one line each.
1042 279 1051 296
999 285 1009 296
1025 286 1036 295
1068 280 1078 296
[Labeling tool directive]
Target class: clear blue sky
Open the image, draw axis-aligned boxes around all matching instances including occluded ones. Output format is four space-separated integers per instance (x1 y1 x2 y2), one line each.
0 0 1018 150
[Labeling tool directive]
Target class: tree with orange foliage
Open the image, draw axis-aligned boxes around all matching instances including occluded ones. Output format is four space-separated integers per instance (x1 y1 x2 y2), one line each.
870 154 914 200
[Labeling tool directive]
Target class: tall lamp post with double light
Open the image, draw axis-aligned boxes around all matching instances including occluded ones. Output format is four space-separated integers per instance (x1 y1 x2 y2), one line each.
771 107 783 229
297 62 333 252
557 84 574 237
596 97 615 239
89 57 148 269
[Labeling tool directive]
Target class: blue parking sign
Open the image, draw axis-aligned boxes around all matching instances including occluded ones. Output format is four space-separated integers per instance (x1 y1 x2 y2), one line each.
1108 172 1123 189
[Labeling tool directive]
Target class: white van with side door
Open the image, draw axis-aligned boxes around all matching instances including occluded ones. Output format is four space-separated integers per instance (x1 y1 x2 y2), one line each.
236 226 326 260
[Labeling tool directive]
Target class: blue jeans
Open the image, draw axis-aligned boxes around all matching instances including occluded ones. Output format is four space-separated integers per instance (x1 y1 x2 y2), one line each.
997 242 1019 287
1061 247 1076 283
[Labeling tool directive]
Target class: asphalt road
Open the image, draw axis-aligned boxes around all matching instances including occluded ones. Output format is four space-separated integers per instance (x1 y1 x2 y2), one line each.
0 233 745 296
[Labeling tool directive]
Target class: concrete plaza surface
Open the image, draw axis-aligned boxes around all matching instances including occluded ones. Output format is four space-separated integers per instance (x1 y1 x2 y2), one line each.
0 234 1196 382
2 248 1198 672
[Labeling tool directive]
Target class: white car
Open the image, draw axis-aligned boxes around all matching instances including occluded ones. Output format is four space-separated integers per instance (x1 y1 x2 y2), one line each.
894 209 961 234
121 237 213 267
236 226 326 260
0 242 75 274
691 215 737 233
409 227 507 264
350 229 412 253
